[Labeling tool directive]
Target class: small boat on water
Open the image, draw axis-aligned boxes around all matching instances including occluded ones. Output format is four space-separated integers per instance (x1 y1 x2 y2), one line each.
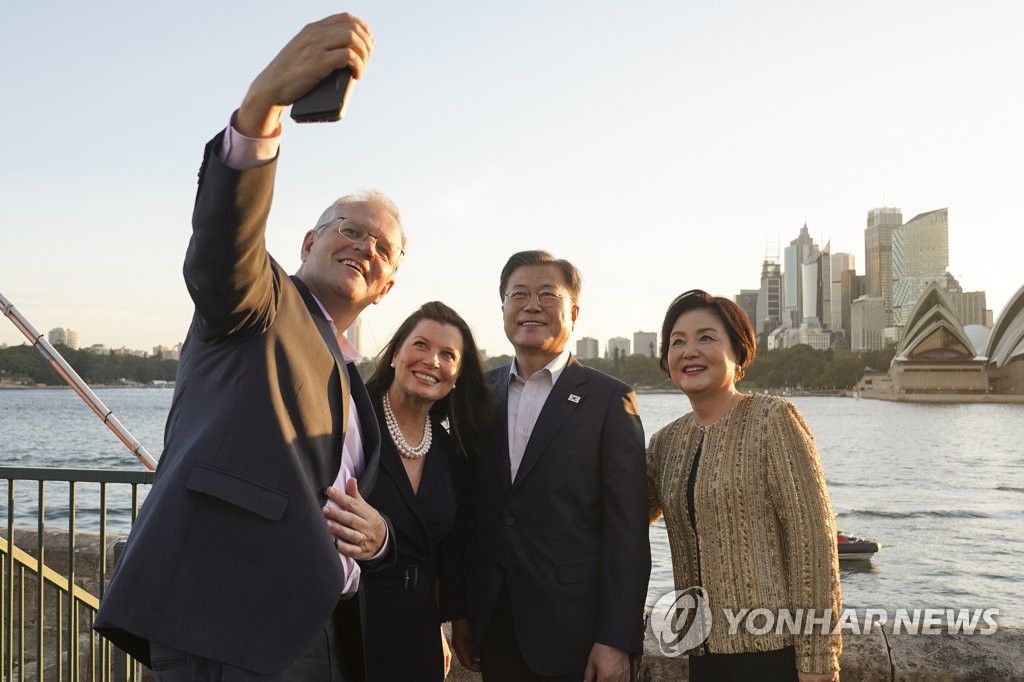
837 531 881 561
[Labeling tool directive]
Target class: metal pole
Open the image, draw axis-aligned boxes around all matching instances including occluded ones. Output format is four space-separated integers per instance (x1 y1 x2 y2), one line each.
0 292 158 471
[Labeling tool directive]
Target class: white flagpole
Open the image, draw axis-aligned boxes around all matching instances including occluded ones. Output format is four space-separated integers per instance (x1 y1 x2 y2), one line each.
0 291 158 471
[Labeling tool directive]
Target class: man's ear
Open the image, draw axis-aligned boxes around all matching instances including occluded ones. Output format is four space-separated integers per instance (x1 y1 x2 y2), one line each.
372 278 396 305
299 230 317 262
570 304 580 330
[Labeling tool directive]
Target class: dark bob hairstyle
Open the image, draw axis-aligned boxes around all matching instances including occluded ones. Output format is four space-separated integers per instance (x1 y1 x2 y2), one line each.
658 289 758 381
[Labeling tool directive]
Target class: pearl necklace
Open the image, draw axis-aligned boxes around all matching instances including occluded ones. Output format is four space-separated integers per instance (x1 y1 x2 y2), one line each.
382 391 432 460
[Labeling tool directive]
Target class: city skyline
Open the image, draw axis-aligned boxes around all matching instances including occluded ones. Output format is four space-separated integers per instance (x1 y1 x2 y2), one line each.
5 201 1016 360
3 2 1023 358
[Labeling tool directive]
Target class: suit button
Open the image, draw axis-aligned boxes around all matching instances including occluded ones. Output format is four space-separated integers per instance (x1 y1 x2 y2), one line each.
504 516 515 526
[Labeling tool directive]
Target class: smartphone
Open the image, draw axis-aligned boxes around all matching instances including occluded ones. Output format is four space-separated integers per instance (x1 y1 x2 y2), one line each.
290 68 355 123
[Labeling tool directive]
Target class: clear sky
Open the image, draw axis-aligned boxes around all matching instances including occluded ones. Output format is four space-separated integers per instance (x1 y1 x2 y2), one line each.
3 1 1022 359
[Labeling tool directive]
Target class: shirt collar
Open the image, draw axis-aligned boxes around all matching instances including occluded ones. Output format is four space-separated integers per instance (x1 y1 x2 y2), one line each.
309 291 361 363
509 349 571 384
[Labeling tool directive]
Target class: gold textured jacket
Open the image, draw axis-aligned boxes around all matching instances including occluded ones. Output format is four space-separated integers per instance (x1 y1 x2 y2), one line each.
647 393 842 675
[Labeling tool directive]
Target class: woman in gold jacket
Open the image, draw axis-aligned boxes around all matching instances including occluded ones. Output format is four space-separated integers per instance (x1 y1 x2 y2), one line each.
647 290 842 681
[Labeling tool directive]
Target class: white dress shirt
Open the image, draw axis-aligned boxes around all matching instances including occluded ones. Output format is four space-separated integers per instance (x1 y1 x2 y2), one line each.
507 350 571 481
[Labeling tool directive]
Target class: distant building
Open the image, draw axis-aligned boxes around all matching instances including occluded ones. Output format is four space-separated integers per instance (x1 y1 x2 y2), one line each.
865 207 902 325
756 259 783 342
112 347 147 358
633 331 658 358
853 282 1024 402
736 290 759 331
783 224 820 328
830 253 858 348
47 327 79 350
576 337 599 360
947 291 990 328
153 343 182 361
801 248 827 327
891 208 948 326
86 344 109 355
606 337 630 360
851 294 886 352
776 321 831 352
345 317 362 356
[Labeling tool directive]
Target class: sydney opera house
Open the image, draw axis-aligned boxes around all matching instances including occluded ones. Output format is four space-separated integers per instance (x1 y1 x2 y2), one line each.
856 283 1024 402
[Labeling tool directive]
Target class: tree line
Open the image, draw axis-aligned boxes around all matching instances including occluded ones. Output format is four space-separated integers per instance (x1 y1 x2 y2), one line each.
0 345 178 386
486 345 898 392
2 342 896 392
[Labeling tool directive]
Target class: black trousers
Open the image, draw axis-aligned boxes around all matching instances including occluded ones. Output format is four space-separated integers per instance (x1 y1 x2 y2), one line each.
150 597 363 682
478 583 582 682
687 645 798 682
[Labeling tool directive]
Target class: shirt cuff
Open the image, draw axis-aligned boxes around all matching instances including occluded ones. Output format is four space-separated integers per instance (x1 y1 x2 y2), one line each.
219 109 281 170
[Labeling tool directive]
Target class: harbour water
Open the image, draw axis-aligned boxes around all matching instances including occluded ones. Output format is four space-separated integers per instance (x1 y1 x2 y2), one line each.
1 387 1022 625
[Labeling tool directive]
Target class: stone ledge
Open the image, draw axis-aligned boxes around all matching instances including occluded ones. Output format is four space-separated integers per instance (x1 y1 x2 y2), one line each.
445 623 1024 681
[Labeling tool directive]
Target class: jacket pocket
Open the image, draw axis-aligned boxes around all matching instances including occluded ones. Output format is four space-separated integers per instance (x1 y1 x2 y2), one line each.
185 464 288 521
557 555 598 584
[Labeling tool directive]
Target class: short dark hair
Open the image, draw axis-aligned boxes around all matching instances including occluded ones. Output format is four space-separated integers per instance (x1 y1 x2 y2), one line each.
498 250 582 305
365 301 492 457
658 289 757 381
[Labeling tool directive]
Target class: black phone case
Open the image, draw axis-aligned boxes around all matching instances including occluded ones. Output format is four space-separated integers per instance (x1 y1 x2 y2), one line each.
290 69 354 123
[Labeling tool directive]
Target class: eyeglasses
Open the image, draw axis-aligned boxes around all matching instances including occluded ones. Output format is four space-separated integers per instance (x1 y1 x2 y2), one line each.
316 216 405 267
503 290 565 308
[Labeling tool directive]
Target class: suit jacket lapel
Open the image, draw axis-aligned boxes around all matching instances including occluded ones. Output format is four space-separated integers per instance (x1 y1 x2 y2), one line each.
348 363 381 495
289 275 351 428
513 358 587 489
290 275 381 495
491 368 513 494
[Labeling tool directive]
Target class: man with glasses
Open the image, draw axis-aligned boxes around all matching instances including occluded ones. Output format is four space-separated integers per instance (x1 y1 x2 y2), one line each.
96 13 399 681
452 250 651 681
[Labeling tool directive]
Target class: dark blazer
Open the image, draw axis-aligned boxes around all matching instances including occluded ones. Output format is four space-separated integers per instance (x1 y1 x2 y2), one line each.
94 133 391 674
462 357 650 676
362 406 462 681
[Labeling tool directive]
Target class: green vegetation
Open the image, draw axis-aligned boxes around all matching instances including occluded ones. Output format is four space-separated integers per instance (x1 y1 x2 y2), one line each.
0 344 178 386
485 345 897 392
1 342 897 393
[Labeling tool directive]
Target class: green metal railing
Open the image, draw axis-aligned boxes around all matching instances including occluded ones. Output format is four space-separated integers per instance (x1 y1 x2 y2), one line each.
1 467 155 682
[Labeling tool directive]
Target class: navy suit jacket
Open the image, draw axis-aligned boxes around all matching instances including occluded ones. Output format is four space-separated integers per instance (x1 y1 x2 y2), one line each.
462 357 651 676
94 133 392 674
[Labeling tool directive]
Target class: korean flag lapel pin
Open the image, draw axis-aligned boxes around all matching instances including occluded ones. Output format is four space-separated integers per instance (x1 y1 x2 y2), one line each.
568 393 582 404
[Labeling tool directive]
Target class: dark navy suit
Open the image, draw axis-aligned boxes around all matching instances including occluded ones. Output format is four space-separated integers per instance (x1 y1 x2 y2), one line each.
462 358 651 677
362 405 464 681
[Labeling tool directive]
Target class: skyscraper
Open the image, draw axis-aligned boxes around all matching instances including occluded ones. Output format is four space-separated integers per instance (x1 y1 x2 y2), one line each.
830 252 857 347
891 208 949 326
865 207 902 325
756 259 783 342
736 290 759 332
783 224 819 327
